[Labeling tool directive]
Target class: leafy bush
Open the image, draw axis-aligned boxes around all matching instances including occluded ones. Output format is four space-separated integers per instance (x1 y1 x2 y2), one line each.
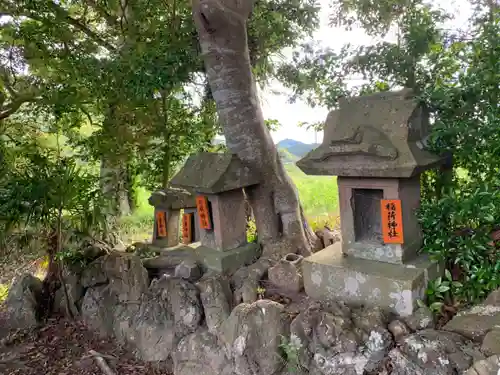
418 13 500 309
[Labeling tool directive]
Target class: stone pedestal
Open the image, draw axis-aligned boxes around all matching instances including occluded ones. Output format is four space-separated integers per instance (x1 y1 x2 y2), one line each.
302 242 441 316
191 242 260 275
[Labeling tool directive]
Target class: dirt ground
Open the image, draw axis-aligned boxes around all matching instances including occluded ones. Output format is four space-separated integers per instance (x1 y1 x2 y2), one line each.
0 315 172 375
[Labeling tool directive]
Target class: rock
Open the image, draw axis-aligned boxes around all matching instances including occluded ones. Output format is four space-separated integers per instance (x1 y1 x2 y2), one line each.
403 306 435 331
102 252 149 302
197 274 232 335
81 285 117 337
465 355 500 375
289 301 393 375
481 329 500 356
388 320 411 342
175 260 202 281
174 329 233 375
150 276 203 338
81 253 150 337
81 257 107 288
220 299 291 375
268 253 304 293
3 274 42 329
444 303 500 341
130 294 176 361
54 263 84 317
389 329 484 374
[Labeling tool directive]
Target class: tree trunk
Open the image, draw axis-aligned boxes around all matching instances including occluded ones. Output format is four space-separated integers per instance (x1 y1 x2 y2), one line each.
192 0 313 258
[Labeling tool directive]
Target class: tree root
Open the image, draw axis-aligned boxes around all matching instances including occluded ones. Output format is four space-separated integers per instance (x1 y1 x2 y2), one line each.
88 350 117 375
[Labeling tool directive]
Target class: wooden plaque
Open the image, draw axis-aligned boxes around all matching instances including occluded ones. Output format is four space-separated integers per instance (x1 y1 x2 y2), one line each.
156 211 167 238
182 213 193 244
381 199 404 244
196 195 212 230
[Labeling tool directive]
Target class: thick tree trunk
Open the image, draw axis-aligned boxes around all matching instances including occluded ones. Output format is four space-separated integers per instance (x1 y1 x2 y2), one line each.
192 0 313 258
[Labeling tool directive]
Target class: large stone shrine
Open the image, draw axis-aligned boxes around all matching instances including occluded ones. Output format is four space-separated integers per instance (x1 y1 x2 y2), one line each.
297 88 446 316
168 152 261 274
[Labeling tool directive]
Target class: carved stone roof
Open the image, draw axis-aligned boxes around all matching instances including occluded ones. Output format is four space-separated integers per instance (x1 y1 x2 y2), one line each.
297 89 446 178
148 187 196 210
170 152 260 194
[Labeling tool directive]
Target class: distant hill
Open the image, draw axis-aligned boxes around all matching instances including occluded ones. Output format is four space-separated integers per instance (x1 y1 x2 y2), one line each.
277 139 319 158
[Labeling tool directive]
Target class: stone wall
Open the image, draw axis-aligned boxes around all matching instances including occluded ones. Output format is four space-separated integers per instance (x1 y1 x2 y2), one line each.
6 252 500 375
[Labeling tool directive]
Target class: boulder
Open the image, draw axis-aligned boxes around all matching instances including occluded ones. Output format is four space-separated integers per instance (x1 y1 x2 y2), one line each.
444 303 500 341
388 320 411 342
389 329 484 374
175 260 202 282
80 253 204 364
197 274 232 335
174 329 233 375
481 329 500 356
150 276 203 338
403 306 435 331
54 262 84 317
2 273 42 329
268 253 304 293
289 301 393 375
465 355 500 375
220 299 291 375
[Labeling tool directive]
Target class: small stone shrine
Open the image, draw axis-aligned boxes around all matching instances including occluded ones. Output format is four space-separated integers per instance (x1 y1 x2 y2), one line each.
297 89 446 316
169 152 261 273
148 187 199 248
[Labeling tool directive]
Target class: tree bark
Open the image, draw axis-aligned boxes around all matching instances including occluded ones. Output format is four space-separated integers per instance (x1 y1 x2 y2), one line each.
192 0 312 257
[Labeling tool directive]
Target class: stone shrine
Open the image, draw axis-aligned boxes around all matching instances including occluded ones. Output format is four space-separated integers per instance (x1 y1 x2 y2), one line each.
169 152 261 274
297 89 446 316
148 187 200 248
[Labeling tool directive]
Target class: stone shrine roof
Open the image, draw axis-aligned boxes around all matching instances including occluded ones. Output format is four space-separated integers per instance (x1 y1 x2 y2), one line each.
297 89 446 178
148 187 196 210
170 152 260 194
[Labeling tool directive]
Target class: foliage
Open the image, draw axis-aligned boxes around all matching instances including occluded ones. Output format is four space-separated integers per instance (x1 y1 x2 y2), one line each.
420 269 463 313
279 335 303 373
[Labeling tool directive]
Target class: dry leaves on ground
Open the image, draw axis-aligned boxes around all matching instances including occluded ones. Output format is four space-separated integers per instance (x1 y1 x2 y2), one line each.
0 315 172 375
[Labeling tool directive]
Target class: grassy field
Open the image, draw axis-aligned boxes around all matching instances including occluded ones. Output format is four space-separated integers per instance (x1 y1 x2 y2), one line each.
285 164 339 230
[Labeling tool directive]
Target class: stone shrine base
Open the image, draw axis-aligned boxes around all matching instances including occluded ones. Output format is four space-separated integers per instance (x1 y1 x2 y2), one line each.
302 242 441 317
147 242 260 275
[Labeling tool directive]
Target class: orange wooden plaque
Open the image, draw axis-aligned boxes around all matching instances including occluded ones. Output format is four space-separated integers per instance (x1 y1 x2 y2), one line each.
182 213 193 244
196 195 212 230
381 199 404 244
156 211 167 238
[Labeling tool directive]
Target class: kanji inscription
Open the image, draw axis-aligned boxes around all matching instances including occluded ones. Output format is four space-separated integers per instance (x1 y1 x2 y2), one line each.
196 195 212 230
381 199 404 244
156 211 167 238
182 213 193 244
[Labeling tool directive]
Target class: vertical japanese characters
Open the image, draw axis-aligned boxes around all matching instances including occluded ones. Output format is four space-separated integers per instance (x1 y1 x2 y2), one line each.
182 213 193 244
381 199 404 244
156 211 167 238
196 195 212 230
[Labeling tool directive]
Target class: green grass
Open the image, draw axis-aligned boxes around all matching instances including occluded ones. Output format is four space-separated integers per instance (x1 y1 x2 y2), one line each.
116 186 154 245
285 164 339 230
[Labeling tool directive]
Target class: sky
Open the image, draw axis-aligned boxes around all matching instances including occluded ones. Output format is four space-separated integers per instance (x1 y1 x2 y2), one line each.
263 0 474 144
